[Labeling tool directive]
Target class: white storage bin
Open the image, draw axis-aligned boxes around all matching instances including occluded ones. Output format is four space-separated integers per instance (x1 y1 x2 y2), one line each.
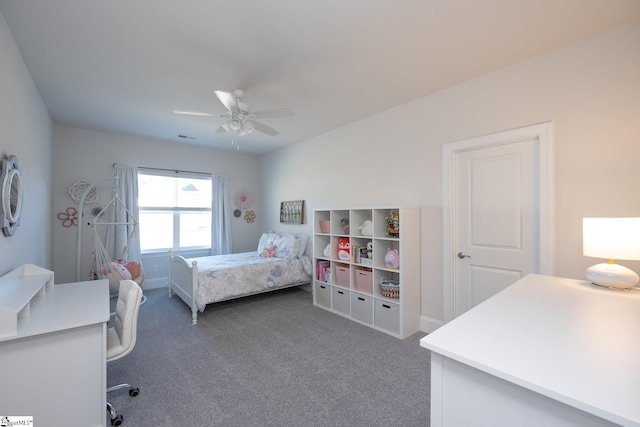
314 282 331 309
374 299 400 334
332 286 350 315
351 292 373 325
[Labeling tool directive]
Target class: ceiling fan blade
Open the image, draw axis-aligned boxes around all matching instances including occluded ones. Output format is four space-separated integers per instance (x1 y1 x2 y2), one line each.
214 90 238 112
252 120 279 136
173 110 217 117
252 108 295 119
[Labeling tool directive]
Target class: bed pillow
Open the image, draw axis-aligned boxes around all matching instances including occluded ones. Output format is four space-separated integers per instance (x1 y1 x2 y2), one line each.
283 233 309 258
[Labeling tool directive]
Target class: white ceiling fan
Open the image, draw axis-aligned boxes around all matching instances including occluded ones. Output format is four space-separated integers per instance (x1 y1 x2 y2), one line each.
174 89 294 147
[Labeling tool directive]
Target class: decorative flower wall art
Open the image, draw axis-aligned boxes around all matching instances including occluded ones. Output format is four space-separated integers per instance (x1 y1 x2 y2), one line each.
234 190 253 210
57 207 79 227
68 180 99 205
244 210 256 223
234 190 256 223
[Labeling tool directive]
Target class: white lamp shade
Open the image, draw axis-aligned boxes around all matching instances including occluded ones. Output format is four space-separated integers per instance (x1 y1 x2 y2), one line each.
583 217 640 260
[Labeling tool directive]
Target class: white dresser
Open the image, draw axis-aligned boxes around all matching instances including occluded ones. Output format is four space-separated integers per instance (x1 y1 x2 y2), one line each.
421 274 640 427
0 265 109 427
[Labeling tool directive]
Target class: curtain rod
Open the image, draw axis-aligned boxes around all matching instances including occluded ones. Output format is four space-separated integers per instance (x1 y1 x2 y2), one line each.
114 164 211 176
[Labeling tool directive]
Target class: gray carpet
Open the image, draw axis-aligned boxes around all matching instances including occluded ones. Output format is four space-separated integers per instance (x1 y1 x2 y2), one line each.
107 286 431 426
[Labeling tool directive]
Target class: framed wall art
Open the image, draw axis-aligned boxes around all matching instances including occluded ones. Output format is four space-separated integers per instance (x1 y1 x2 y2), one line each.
280 200 304 224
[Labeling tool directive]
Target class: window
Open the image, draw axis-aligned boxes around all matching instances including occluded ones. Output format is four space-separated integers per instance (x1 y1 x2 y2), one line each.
138 169 212 253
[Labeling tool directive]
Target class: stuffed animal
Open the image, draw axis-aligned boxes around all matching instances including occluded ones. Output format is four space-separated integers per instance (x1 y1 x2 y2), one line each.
338 238 350 261
366 242 373 259
261 243 277 258
323 243 331 258
384 248 399 269
359 220 373 236
125 261 141 280
101 261 131 280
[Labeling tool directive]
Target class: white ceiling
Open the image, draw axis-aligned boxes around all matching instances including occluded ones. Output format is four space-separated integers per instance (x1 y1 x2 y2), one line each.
2 1 640 155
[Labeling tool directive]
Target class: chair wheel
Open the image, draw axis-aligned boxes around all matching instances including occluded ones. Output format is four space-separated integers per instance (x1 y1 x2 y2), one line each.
111 414 123 426
129 387 140 397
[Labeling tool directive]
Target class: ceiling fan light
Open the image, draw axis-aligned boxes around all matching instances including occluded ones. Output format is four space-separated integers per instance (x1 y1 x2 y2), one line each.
243 121 255 133
229 118 242 131
222 122 231 132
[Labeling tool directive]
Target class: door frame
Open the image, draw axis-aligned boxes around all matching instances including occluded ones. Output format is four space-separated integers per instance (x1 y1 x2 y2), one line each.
442 122 555 322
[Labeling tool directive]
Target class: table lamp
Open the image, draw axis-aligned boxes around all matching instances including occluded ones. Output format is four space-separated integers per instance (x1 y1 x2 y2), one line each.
583 217 640 289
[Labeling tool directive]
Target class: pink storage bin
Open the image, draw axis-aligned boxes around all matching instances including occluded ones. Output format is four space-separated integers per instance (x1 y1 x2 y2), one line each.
335 264 350 288
354 268 373 294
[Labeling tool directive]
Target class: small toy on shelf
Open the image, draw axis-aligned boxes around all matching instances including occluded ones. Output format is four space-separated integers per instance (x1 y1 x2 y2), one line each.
358 219 372 236
323 243 331 258
385 210 400 238
385 248 399 269
338 237 350 261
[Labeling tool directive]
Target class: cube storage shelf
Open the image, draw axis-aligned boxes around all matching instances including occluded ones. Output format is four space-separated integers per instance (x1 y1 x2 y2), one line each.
313 207 420 338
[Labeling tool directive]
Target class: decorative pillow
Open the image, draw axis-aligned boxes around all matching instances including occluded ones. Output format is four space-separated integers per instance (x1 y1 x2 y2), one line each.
257 232 278 254
274 234 303 259
283 233 309 258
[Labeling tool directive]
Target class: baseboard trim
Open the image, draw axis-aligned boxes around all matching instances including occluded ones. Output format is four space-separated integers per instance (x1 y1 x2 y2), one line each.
420 315 443 334
143 277 167 290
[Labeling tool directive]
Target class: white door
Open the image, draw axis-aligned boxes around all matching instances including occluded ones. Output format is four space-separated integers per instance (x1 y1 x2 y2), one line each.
442 123 554 321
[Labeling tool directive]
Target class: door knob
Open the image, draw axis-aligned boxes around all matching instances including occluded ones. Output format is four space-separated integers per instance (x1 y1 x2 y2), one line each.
457 252 471 259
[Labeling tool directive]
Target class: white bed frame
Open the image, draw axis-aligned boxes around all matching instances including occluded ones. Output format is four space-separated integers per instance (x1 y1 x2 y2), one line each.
167 250 309 325
168 251 200 324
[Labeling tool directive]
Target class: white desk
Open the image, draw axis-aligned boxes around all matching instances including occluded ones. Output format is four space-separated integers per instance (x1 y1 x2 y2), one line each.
421 274 640 427
0 266 109 427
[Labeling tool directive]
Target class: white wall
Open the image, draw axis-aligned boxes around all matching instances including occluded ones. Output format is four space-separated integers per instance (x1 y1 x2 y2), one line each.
52 125 263 285
0 11 52 275
260 21 640 330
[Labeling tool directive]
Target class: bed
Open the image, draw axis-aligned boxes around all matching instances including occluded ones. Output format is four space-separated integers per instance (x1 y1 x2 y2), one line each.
168 233 312 324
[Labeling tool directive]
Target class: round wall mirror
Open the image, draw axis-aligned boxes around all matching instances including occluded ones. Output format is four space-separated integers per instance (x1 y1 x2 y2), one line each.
1 155 23 236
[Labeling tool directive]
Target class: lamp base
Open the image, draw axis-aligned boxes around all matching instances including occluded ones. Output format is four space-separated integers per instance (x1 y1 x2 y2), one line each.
585 262 639 289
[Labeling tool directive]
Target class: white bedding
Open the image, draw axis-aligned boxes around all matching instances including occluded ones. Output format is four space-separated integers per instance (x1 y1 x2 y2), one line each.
188 251 312 311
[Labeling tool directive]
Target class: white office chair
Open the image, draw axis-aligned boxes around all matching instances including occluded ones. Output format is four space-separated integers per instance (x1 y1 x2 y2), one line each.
106 279 143 426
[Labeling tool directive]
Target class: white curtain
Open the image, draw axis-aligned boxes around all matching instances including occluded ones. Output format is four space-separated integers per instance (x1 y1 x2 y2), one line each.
106 164 141 263
211 174 231 255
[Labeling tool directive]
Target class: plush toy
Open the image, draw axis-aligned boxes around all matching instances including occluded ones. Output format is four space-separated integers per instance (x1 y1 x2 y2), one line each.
323 243 331 258
366 242 373 259
261 243 277 258
338 238 350 261
125 261 141 280
384 248 399 269
100 261 131 280
359 220 373 236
